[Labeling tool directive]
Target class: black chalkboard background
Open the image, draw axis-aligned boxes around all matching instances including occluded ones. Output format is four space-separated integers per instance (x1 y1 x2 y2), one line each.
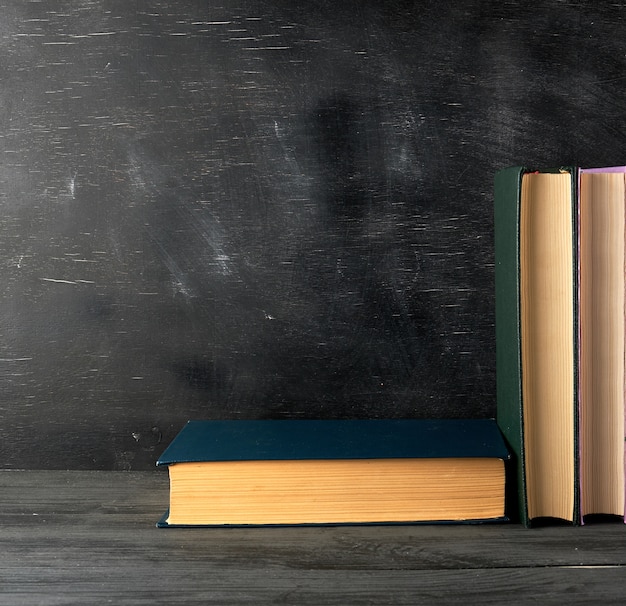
2 0 626 469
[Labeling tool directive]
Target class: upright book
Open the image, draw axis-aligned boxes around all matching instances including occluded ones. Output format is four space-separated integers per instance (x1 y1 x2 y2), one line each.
156 419 510 527
578 167 626 523
494 166 626 526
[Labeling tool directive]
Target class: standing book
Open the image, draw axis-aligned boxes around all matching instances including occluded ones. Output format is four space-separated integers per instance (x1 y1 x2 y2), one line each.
494 165 626 526
156 419 510 527
495 166 578 526
578 167 626 523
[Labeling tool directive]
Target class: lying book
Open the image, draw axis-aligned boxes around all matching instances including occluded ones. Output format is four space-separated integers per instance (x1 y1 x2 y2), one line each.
156 419 510 527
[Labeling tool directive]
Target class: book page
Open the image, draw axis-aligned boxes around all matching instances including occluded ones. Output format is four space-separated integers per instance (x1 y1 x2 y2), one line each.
520 172 575 522
579 171 626 518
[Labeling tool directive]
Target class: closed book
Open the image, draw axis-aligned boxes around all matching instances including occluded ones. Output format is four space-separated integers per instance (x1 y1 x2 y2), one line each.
156 419 510 527
495 165 626 526
578 167 626 523
494 166 579 526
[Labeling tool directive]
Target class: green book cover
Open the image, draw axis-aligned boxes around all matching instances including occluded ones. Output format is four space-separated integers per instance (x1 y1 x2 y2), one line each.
156 418 510 527
494 166 579 526
494 166 527 525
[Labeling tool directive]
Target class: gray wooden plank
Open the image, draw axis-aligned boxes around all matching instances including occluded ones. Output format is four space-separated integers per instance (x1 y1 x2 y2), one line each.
1 471 625 605
1 471 625 569
1 568 625 605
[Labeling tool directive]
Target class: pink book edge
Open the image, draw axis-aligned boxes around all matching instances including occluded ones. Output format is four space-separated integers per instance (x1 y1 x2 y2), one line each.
577 167 626 523
579 166 626 173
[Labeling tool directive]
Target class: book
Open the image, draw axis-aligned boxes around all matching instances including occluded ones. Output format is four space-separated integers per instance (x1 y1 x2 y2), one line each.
579 167 626 523
155 419 510 527
494 165 626 526
495 166 579 526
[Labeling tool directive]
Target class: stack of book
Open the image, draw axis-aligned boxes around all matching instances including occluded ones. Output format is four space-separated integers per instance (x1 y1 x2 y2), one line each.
495 166 626 526
156 418 510 527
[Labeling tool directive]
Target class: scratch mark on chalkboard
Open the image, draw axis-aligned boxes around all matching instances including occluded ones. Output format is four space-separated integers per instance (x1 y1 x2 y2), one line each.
127 152 146 193
273 119 302 176
183 209 234 276
243 46 291 50
147 233 194 298
68 171 77 198
0 358 33 362
40 278 78 285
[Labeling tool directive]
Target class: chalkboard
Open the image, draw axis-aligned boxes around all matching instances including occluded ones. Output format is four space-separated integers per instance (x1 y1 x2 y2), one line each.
2 0 625 469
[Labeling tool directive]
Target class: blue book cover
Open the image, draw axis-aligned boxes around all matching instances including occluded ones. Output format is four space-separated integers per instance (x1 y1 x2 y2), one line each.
156 419 510 527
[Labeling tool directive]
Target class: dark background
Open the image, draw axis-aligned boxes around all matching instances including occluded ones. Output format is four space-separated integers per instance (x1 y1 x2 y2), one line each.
1 0 624 470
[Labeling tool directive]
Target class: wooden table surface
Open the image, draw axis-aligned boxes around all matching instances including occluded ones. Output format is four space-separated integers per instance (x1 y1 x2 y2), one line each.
1 470 625 605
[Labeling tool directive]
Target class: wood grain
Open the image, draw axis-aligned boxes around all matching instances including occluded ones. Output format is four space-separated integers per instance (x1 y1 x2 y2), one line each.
0 471 625 604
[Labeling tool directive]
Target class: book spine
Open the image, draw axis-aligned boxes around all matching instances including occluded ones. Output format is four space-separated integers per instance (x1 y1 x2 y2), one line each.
494 166 528 526
495 166 580 527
